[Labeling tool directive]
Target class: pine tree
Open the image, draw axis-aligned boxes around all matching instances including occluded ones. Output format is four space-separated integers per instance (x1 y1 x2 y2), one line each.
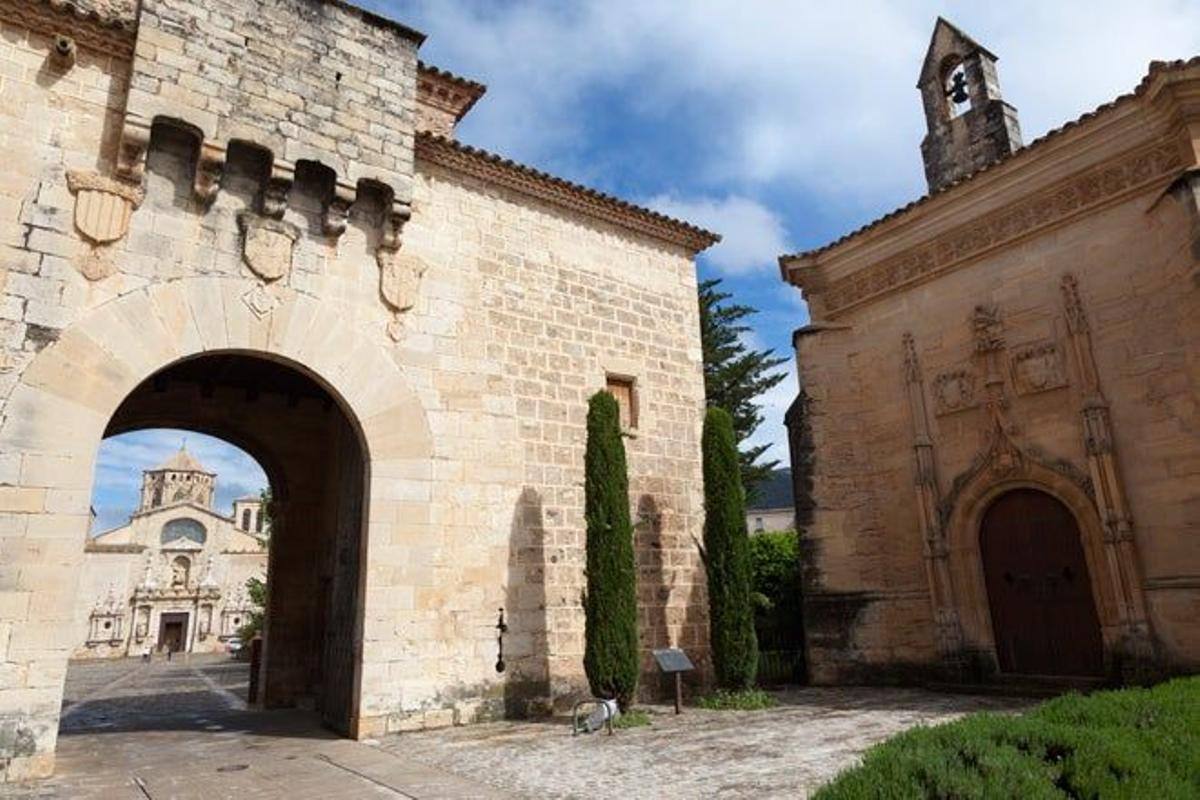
582 391 640 709
701 406 759 690
698 278 787 501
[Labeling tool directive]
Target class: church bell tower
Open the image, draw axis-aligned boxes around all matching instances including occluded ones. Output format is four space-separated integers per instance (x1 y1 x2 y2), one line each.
918 18 1022 192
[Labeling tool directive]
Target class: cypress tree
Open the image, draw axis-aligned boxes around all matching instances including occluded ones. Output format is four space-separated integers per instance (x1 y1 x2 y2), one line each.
582 391 639 709
701 406 759 689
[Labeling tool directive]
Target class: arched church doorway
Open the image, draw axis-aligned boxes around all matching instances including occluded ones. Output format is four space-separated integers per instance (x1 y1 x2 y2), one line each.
84 351 368 735
979 489 1104 677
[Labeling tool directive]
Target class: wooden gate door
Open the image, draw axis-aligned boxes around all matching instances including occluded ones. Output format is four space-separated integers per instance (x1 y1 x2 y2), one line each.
980 489 1104 676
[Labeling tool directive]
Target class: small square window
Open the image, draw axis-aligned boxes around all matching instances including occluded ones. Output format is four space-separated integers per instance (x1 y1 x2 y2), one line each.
605 375 638 430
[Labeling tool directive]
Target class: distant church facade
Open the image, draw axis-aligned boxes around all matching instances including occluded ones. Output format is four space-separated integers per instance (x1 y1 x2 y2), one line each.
75 448 267 660
782 20 1200 684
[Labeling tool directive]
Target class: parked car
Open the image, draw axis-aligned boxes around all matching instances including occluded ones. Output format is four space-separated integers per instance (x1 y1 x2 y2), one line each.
225 638 243 656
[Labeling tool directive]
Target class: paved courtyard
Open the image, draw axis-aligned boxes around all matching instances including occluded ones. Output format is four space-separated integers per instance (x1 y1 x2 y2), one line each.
11 657 1033 798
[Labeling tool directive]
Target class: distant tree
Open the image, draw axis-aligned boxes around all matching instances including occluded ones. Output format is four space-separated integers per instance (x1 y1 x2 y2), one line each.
235 575 267 644
700 407 759 690
699 278 787 500
582 391 639 710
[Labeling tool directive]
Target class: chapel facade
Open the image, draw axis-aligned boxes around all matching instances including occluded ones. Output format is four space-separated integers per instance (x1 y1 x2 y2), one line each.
782 19 1199 686
75 447 267 660
0 0 717 782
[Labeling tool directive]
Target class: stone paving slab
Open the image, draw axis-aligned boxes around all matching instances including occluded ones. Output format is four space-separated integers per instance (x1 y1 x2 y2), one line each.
9 657 510 800
376 688 1034 799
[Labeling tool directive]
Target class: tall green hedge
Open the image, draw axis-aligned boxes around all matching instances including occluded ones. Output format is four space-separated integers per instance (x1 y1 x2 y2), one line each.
701 406 759 690
582 391 639 709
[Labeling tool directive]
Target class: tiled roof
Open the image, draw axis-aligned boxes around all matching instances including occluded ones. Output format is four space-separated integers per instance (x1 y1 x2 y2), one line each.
416 132 721 253
782 56 1200 263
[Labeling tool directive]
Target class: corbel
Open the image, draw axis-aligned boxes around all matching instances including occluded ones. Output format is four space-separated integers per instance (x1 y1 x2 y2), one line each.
261 161 295 219
116 119 152 187
323 181 357 237
194 140 226 206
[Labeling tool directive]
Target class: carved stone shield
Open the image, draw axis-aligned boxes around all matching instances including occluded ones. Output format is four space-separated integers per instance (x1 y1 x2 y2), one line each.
1011 342 1066 395
378 250 427 313
237 213 299 283
67 171 143 244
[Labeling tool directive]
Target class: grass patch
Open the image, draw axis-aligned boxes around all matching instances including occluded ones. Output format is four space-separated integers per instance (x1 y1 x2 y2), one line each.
696 688 779 710
612 709 651 729
814 676 1200 799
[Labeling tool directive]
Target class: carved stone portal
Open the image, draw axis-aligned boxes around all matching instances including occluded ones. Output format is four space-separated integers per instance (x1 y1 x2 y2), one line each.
237 213 299 283
66 171 144 245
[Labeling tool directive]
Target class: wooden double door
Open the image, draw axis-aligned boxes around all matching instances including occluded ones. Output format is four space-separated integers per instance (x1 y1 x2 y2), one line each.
979 489 1104 677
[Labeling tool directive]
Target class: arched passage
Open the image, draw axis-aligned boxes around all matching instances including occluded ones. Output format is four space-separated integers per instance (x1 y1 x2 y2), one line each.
979 489 1105 677
106 352 369 731
0 277 433 778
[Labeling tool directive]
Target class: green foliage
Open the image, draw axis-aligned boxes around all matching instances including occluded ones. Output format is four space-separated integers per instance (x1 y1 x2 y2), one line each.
234 575 267 644
701 407 759 690
582 391 640 711
257 487 274 543
698 278 787 500
814 676 1200 799
612 709 652 729
696 688 778 711
748 530 806 683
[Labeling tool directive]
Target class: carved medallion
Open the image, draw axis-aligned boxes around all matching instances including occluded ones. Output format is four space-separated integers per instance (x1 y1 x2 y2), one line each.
242 284 279 320
237 213 299 283
67 171 144 244
377 250 427 314
932 368 977 416
1010 341 1067 396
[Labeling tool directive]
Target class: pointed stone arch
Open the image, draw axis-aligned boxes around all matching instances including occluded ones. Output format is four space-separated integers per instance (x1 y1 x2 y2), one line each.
0 276 432 778
941 447 1124 674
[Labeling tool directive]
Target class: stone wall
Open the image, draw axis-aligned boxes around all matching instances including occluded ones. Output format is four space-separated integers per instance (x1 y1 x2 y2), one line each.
0 2 713 781
785 66 1200 684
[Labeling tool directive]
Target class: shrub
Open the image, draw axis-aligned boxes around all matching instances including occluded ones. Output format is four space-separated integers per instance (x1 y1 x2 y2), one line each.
582 391 639 710
814 676 1200 799
701 407 759 690
696 688 778 711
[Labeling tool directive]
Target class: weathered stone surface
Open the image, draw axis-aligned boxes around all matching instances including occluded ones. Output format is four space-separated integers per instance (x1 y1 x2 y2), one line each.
0 2 716 783
782 38 1200 685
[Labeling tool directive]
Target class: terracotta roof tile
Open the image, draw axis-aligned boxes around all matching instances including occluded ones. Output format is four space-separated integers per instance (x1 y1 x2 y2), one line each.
416 132 721 253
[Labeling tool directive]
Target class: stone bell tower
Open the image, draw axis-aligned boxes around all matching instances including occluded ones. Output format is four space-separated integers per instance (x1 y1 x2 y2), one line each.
918 18 1022 192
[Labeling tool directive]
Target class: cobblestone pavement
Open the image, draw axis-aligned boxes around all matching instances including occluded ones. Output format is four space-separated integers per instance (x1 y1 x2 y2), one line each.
11 656 509 799
11 658 1033 799
376 688 1034 799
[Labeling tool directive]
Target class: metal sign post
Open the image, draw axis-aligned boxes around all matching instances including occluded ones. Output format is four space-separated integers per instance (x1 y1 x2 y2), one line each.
652 648 695 715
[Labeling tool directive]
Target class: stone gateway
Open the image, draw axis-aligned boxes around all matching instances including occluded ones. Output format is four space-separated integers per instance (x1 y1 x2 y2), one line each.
781 20 1200 686
0 0 718 782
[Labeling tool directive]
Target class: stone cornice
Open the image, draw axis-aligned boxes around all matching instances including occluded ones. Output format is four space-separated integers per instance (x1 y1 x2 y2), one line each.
0 0 137 59
415 132 720 254
798 138 1186 316
418 62 487 122
84 542 145 553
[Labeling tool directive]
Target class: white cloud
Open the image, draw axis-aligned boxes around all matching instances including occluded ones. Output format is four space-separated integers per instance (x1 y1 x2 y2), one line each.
398 0 1200 208
645 194 790 274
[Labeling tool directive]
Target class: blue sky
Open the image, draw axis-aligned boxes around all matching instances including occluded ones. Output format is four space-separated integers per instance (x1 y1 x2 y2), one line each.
89 2 1200 522
91 430 267 534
